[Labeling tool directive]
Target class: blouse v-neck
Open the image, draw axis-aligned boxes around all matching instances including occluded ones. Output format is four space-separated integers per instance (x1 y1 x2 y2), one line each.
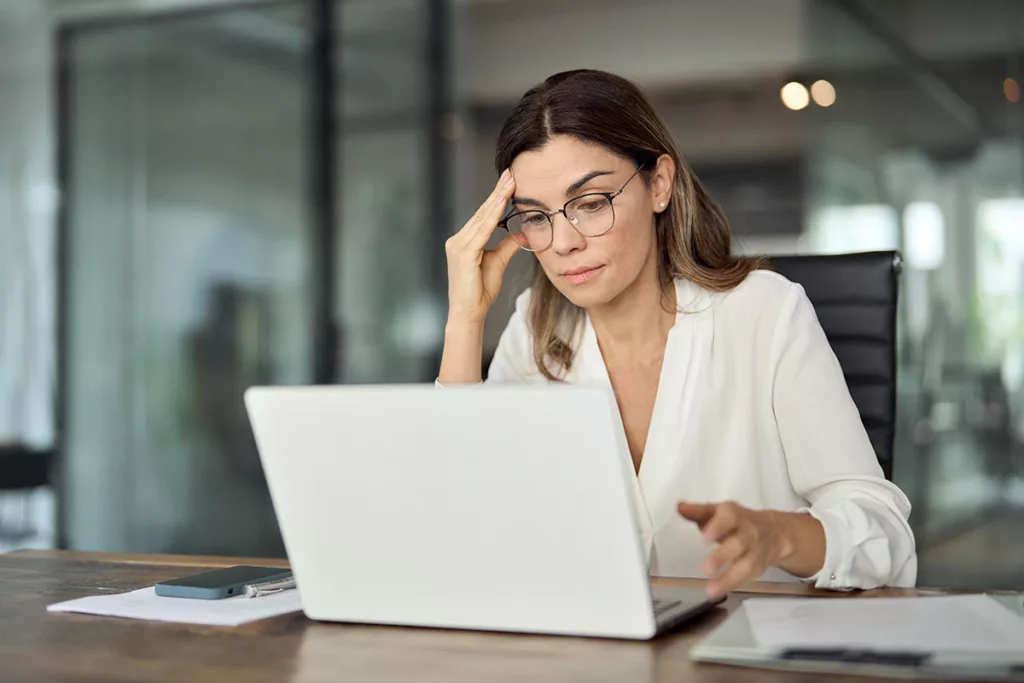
571 279 713 560
580 309 678 483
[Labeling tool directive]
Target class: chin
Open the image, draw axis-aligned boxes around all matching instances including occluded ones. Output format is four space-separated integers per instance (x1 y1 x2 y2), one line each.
550 275 620 310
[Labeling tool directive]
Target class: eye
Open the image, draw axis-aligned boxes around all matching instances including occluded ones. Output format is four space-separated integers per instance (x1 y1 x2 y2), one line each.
575 198 609 213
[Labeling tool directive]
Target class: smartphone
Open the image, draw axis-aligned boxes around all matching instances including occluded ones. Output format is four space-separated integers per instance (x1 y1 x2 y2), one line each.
154 566 293 600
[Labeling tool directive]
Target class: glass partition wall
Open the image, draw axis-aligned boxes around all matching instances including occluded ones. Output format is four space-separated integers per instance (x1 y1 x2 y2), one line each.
59 0 450 554
804 0 1024 589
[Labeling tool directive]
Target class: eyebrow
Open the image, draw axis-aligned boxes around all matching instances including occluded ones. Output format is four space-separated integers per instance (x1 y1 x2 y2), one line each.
512 170 617 208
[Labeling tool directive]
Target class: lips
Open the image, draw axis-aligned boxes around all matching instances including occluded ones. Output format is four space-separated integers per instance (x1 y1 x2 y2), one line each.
561 265 604 285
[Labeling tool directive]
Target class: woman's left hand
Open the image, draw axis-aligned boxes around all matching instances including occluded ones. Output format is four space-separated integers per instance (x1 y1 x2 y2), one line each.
677 501 792 600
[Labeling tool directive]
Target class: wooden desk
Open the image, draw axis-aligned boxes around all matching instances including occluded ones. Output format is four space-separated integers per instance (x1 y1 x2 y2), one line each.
0 550 946 683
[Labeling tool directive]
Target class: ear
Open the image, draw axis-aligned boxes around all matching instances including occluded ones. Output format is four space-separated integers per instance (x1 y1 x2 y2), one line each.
650 154 675 214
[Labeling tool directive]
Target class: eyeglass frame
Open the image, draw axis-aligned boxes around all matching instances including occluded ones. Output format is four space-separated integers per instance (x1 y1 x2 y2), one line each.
498 165 646 252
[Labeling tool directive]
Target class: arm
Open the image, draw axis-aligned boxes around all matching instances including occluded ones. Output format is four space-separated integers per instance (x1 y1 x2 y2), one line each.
438 289 535 386
438 321 486 384
437 168 520 385
678 282 915 598
765 509 826 580
771 282 917 589
677 501 827 599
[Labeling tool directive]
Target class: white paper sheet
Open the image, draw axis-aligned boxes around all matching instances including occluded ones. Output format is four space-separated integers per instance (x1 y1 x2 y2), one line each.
742 595 1024 653
47 587 304 626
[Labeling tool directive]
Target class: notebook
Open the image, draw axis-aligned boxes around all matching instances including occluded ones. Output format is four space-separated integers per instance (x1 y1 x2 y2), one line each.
692 594 1024 680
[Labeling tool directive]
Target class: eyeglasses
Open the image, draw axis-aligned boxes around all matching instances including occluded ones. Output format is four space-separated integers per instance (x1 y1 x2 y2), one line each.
499 166 645 252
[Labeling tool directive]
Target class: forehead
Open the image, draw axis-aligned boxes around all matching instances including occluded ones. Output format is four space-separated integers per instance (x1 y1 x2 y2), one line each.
510 136 627 192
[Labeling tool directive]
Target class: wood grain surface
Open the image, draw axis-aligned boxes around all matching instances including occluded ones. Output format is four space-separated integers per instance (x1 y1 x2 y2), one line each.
0 550 952 683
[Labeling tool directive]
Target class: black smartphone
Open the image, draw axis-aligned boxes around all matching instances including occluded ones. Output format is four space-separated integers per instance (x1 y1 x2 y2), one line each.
154 566 292 599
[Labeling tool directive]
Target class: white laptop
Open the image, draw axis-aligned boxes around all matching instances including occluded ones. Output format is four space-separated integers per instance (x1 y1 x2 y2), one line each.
243 383 722 639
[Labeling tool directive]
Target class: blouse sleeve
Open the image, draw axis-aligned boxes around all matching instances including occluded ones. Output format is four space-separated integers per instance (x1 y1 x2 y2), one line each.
484 289 539 384
770 282 917 589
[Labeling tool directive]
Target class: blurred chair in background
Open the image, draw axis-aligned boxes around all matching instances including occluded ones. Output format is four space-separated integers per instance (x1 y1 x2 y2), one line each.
0 445 53 544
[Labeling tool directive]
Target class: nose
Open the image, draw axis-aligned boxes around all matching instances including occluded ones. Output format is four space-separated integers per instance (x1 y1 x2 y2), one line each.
550 211 586 256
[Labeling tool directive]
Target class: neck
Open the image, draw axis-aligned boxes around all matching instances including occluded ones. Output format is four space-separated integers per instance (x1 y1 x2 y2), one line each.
588 255 676 358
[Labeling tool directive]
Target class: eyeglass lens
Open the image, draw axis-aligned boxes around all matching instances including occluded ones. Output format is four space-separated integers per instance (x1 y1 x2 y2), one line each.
505 194 615 252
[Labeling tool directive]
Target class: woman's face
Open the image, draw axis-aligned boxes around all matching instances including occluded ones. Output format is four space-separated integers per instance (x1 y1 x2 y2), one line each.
508 135 672 309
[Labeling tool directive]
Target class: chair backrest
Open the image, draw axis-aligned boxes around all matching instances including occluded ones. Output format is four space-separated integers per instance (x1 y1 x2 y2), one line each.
0 445 53 491
767 251 902 480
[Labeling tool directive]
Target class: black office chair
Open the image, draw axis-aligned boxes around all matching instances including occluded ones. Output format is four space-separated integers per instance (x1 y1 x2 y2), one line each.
767 251 902 480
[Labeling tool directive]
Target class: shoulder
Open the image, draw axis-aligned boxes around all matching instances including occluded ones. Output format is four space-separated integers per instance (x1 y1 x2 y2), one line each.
720 269 803 311
700 269 811 349
500 287 534 339
704 269 806 322
486 287 540 382
511 286 534 314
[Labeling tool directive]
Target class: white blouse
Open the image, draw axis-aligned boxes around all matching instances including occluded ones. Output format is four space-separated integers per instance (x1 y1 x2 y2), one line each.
483 271 917 589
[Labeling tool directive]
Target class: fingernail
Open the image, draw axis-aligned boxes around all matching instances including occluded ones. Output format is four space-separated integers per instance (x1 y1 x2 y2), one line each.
500 168 511 184
495 193 507 207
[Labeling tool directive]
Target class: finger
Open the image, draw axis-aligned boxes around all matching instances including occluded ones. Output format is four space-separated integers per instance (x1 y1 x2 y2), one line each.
461 169 515 234
448 169 514 244
493 233 522 267
481 235 521 275
493 167 513 192
677 501 716 527
700 503 740 544
702 534 746 579
706 555 760 600
481 236 521 294
467 171 516 249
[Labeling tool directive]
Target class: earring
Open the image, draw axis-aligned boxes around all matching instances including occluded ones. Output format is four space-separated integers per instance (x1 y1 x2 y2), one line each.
659 202 666 209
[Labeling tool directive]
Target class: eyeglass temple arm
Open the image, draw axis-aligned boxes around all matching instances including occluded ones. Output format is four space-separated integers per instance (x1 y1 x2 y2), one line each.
611 165 645 199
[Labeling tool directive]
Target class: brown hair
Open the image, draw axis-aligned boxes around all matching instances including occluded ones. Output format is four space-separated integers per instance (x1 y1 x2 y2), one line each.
495 69 760 380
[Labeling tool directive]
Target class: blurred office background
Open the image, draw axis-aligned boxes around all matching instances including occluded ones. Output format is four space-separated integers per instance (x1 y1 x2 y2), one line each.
1 0 1022 590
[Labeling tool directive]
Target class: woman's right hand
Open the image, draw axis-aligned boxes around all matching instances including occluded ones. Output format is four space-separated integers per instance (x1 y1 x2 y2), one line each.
444 168 521 326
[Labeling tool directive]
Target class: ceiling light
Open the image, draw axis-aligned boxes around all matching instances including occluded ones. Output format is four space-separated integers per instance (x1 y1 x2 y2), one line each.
811 79 836 107
780 82 809 110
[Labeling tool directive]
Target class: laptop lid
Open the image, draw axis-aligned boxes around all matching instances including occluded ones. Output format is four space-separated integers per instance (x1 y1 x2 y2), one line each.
244 384 658 639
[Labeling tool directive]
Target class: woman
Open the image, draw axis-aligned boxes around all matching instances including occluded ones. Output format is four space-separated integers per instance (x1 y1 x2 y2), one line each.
439 69 916 598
